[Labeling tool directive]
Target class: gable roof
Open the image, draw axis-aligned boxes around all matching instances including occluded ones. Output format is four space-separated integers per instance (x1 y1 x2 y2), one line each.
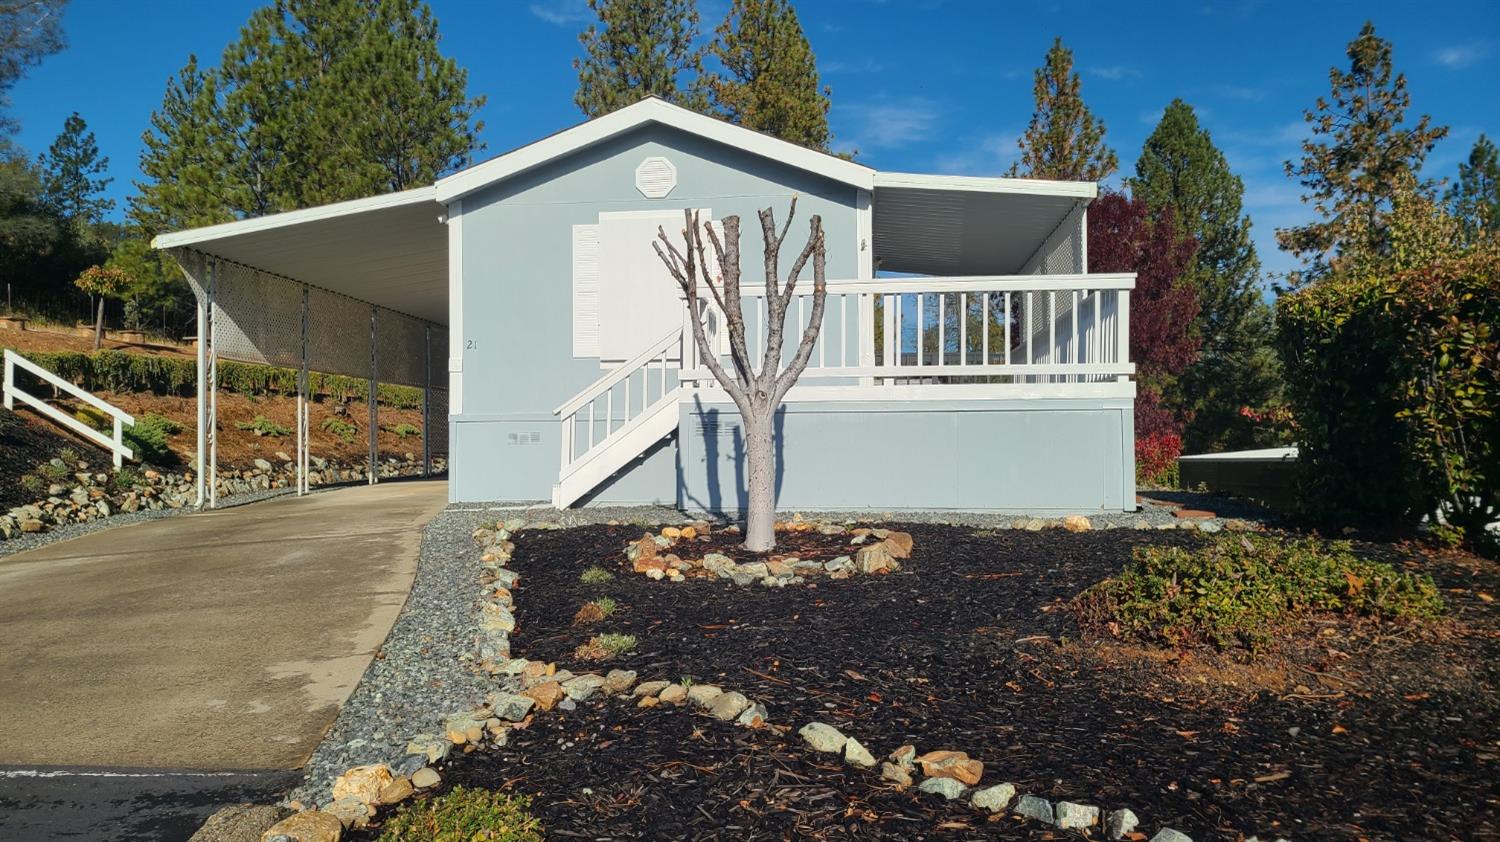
434 97 875 204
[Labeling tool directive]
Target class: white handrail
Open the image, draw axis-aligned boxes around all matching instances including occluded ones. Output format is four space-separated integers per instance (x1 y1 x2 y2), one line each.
553 326 681 417
4 349 136 467
728 273 1137 297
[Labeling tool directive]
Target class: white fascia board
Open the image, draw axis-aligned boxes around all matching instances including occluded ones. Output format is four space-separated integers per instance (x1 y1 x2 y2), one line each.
434 97 875 204
873 171 1098 199
151 186 440 250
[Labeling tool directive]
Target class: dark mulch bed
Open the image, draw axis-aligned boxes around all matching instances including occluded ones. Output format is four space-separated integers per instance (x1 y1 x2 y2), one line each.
384 524 1500 841
0 407 113 510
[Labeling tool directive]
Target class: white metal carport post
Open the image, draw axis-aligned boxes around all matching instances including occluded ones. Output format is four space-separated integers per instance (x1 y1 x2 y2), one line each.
194 273 207 508
297 284 309 496
207 259 219 508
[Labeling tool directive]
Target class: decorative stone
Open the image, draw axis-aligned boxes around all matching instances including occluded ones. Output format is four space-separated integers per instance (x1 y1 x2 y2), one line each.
1013 795 1053 823
657 684 688 705
888 745 916 768
709 691 750 721
491 693 535 721
522 680 565 711
798 722 848 753
970 782 1016 813
736 562 768 579
736 702 768 728
603 669 638 695
1150 831 1193 842
1055 802 1100 829
411 767 441 788
325 796 373 829
879 762 912 788
917 776 966 800
259 810 342 842
561 673 606 701
192 803 292 842
702 553 734 573
331 764 392 805
1062 514 1092 532
405 734 452 763
843 736 876 768
883 531 915 558
377 776 414 805
855 543 897 574
633 680 670 697
686 684 724 707
914 750 983 785
1105 808 1140 840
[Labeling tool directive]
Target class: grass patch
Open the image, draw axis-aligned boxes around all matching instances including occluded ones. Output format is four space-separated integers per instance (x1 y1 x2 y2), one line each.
1074 533 1443 650
575 632 637 661
572 597 618 626
235 414 290 437
321 416 358 443
578 565 615 585
382 421 422 439
376 786 542 841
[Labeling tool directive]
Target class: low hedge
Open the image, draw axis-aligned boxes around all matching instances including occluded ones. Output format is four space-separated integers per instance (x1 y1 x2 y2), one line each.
1074 533 1443 650
17 349 425 409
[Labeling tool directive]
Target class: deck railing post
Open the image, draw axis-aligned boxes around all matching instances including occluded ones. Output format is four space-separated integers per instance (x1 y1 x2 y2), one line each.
1116 289 1131 381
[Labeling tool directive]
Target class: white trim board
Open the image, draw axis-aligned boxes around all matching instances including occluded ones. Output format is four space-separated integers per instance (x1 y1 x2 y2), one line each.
436 97 875 204
874 172 1098 199
151 186 439 250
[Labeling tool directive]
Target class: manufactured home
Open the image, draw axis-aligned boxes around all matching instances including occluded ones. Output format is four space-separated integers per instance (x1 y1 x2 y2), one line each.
155 97 1138 513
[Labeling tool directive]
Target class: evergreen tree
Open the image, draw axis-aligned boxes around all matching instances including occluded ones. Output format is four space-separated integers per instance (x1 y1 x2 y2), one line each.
130 55 233 236
37 112 113 225
574 0 704 118
1132 99 1281 451
1447 133 1500 241
1276 21 1447 284
1007 37 1116 181
701 0 831 150
0 0 65 142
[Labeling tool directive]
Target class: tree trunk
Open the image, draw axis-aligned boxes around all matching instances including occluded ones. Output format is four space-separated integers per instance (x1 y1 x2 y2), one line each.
93 297 104 351
742 407 777 552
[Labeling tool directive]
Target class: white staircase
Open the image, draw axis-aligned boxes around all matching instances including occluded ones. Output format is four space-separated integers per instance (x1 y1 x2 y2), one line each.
552 327 683 508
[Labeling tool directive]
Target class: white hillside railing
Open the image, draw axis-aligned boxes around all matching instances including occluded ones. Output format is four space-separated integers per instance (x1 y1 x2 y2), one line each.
554 326 683 491
679 273 1135 393
3 349 135 467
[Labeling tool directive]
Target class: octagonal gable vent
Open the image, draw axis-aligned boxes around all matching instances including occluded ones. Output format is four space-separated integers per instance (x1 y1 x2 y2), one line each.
635 156 677 198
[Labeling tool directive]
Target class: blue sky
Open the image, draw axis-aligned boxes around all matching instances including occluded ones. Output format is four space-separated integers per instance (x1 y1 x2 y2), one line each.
7 0 1498 280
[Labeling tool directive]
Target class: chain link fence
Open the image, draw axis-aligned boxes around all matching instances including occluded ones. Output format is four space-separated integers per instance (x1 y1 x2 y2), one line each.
172 248 447 503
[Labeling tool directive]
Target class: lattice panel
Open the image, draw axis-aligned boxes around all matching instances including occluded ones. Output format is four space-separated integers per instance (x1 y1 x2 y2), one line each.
425 387 450 457
376 309 428 388
211 261 305 368
307 286 374 380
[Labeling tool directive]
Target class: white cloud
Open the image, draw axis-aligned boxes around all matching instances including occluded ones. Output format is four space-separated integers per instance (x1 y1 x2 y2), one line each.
834 99 941 151
1435 43 1489 68
932 133 1020 176
529 1 590 26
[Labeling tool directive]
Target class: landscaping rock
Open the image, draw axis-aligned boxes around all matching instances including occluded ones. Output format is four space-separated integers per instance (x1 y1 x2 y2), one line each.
330 764 391 806
879 762 912 788
888 745 916 768
491 694 535 722
1105 808 1140 840
561 674 606 701
376 776 414 806
658 684 688 705
883 531 914 558
189 803 292 842
914 749 983 785
855 542 897 574
798 722 848 753
1014 795 1054 823
602 669 638 695
709 691 750 721
260 810 342 842
411 767 441 789
325 797 372 829
522 680 565 711
686 683 724 707
633 680 670 697
1062 514 1092 532
824 555 854 574
736 702 768 728
843 736 876 768
917 777 966 800
970 782 1016 813
1055 801 1099 829
1150 830 1193 842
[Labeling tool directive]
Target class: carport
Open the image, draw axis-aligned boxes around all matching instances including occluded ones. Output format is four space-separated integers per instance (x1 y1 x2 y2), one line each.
151 187 451 506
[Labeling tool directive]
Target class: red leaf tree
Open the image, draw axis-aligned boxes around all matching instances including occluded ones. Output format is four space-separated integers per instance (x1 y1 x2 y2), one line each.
1087 190 1201 477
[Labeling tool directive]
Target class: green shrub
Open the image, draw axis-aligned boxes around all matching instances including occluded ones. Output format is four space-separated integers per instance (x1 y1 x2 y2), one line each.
1276 249 1499 545
578 565 614 585
321 416 358 443
38 458 71 483
19 473 44 494
382 421 422 439
376 786 542 842
591 596 617 617
1074 533 1443 650
17 349 424 408
113 465 143 489
235 415 290 437
124 413 181 464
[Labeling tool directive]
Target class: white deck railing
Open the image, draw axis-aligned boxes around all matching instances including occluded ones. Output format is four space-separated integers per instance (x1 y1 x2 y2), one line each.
679 273 1135 393
554 326 683 483
3 349 136 467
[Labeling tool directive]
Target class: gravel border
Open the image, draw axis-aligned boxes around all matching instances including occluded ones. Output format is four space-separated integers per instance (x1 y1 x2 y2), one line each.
288 506 494 805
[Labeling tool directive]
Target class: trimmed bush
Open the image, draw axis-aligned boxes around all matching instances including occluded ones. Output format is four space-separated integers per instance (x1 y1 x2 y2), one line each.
1276 250 1499 544
124 413 181 465
235 415 290 437
376 786 542 842
1074 534 1442 650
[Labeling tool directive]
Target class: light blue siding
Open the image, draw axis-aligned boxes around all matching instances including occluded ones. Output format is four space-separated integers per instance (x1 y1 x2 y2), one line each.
677 398 1134 513
452 122 861 503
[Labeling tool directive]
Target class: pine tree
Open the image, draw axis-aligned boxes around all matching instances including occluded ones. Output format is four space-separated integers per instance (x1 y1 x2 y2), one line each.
1447 133 1500 241
129 55 234 235
0 0 66 142
574 0 704 118
1007 37 1116 181
37 112 114 225
701 0 831 150
1131 99 1281 451
1276 21 1447 284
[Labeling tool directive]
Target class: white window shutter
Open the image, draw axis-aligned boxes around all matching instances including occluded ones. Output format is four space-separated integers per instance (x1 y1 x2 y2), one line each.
572 223 600 357
704 219 731 355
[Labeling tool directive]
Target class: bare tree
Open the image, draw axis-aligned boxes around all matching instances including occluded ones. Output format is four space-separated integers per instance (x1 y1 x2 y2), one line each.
654 198 826 552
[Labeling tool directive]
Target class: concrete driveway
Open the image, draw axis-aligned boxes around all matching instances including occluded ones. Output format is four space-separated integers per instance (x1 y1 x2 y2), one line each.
0 479 448 770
